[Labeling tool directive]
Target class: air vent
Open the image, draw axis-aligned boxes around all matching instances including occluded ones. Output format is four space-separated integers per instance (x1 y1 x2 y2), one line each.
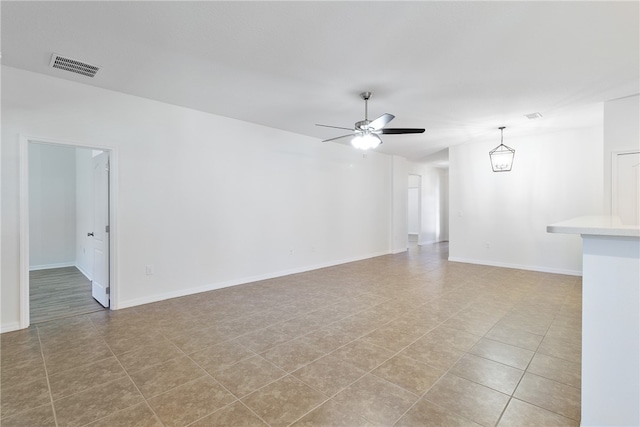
49 54 100 78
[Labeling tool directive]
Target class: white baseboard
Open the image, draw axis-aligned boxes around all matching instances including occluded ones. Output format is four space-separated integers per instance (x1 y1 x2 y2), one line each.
448 256 582 277
29 262 75 271
391 248 408 254
1 321 22 333
118 250 391 310
75 264 92 281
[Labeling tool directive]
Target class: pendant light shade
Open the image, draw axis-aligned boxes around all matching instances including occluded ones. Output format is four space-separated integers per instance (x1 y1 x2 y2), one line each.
351 132 382 150
489 126 515 172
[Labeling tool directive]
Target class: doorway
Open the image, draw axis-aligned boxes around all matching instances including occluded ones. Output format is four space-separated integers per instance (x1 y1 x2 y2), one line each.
19 136 117 327
408 174 421 248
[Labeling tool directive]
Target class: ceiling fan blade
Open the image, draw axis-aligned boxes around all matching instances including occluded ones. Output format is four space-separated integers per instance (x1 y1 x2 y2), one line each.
369 113 395 130
316 124 356 131
322 133 355 143
379 128 425 134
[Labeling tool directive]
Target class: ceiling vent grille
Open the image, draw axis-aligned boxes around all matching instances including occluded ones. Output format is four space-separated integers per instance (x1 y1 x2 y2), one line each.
49 54 100 78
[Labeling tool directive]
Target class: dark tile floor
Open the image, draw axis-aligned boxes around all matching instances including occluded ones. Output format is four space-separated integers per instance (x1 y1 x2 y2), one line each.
1 243 581 426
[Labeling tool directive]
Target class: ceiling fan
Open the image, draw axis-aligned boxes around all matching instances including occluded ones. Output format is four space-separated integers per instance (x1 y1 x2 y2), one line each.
316 92 425 150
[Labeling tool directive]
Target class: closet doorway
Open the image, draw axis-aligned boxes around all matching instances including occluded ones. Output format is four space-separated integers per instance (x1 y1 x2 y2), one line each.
22 138 115 325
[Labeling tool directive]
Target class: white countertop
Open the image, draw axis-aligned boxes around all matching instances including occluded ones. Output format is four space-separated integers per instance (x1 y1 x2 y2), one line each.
547 215 640 237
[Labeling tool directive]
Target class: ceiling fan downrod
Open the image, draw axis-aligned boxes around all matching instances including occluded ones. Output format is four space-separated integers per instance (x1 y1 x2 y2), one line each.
357 91 372 131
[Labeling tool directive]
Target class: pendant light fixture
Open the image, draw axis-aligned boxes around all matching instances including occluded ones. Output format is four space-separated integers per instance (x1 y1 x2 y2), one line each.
489 126 515 172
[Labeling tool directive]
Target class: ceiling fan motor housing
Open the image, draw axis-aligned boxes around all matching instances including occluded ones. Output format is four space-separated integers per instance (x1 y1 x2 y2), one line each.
355 120 371 131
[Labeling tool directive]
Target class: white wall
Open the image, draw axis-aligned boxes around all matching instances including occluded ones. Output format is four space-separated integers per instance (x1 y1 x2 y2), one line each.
75 147 94 279
449 118 604 275
603 94 640 214
28 143 77 269
407 163 449 245
1 66 396 330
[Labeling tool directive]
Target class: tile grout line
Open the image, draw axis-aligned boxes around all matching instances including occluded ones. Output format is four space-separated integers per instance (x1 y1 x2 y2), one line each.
35 324 59 427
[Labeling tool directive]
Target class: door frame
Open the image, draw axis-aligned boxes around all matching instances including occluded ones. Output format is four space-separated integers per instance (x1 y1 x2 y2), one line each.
611 149 640 218
19 134 119 329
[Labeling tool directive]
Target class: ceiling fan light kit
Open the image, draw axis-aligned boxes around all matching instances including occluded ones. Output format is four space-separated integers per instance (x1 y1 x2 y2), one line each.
489 126 515 172
351 133 382 150
316 92 425 150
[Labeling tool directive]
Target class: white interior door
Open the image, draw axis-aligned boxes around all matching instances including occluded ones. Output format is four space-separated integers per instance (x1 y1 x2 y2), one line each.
91 152 110 307
613 151 640 225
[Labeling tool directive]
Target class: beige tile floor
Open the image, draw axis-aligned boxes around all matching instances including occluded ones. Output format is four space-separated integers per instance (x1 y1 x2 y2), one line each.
1 243 582 426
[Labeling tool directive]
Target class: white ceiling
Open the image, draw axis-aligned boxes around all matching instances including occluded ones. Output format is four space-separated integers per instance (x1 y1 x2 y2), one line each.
2 1 638 161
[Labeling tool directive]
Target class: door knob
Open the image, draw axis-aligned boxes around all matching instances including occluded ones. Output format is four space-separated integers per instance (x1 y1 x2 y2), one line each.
87 232 94 237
